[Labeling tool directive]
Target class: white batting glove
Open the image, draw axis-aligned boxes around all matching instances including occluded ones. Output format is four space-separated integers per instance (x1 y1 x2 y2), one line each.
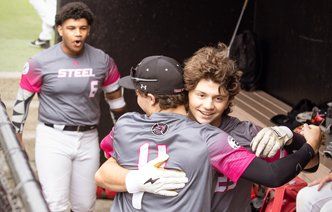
251 126 293 158
125 154 188 196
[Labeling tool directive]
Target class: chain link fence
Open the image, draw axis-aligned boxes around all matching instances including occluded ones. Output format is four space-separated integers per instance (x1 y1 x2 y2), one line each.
0 100 49 212
0 145 25 211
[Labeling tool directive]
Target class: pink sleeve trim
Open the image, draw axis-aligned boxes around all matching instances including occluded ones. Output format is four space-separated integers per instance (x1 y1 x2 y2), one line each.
213 147 256 183
102 64 121 88
100 128 115 158
20 75 41 93
19 61 42 93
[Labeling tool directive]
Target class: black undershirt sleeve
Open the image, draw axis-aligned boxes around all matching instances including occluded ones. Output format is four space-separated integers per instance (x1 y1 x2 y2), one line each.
241 143 315 187
284 132 319 172
284 133 306 153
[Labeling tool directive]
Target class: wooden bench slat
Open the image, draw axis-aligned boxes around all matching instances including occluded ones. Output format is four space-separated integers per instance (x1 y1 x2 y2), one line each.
232 90 331 182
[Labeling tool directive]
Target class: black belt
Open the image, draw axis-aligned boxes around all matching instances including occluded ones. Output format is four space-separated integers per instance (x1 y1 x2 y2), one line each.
44 123 97 132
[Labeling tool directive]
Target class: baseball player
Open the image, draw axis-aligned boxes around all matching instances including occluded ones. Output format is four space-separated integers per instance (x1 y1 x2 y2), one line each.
29 0 56 48
183 43 320 212
11 2 126 211
95 55 321 211
99 43 321 212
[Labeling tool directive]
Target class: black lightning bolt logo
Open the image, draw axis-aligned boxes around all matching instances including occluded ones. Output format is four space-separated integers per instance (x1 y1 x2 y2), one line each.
144 178 160 185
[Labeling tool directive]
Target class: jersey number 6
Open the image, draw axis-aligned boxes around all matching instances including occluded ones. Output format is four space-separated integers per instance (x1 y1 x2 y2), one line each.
89 80 98 97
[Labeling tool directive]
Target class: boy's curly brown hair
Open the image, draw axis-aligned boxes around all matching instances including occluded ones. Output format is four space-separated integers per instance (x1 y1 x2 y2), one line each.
183 43 242 115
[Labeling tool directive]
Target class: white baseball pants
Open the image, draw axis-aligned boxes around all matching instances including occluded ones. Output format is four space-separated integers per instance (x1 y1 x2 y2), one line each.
296 183 332 212
35 123 100 212
29 0 56 40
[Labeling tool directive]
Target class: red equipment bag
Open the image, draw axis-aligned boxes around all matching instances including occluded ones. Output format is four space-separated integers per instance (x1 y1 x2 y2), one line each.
260 177 307 212
96 186 117 200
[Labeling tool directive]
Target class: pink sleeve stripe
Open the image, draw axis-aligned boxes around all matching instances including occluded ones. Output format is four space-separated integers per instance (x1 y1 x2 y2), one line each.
102 65 121 88
20 74 41 93
100 128 115 158
212 147 256 183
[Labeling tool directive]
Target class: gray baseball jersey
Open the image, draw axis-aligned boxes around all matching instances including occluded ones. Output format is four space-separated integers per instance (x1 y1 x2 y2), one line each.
20 43 120 125
110 112 256 212
212 115 261 212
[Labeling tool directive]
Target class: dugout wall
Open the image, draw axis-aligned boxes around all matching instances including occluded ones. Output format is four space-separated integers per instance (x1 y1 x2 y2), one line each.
58 0 332 142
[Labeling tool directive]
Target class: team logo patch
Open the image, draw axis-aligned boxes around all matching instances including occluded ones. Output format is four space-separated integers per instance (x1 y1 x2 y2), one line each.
22 62 29 74
227 136 240 149
151 123 168 135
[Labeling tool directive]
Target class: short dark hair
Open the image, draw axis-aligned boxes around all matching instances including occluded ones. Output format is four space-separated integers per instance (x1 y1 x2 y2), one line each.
137 90 188 110
55 2 94 26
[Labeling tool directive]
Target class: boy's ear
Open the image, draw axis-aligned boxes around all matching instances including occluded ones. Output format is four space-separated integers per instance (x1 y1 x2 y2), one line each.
57 25 63 36
147 93 157 105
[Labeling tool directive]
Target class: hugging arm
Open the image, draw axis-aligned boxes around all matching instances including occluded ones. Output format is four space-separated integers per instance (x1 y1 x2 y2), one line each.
242 124 321 187
242 143 315 187
210 124 321 187
284 132 320 172
95 155 188 195
251 125 320 171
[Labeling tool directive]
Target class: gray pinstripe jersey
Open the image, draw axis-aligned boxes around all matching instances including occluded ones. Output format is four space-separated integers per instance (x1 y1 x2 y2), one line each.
111 112 256 212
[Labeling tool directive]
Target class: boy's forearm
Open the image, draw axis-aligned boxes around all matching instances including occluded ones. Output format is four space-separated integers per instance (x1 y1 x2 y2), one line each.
303 153 319 171
285 132 320 171
242 143 315 187
95 157 129 192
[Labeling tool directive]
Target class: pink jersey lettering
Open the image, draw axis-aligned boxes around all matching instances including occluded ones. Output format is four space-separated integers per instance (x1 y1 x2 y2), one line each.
215 174 236 192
